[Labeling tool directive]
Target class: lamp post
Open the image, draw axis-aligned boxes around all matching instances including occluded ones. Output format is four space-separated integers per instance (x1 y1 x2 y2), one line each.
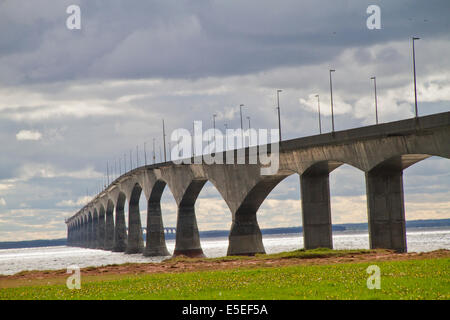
213 114 217 144
371 76 379 124
329 70 336 132
224 123 228 151
247 116 251 146
315 94 322 134
412 37 420 118
136 145 139 167
106 161 109 185
162 119 167 162
152 138 156 164
239 104 244 147
130 150 132 170
144 142 147 166
276 89 282 141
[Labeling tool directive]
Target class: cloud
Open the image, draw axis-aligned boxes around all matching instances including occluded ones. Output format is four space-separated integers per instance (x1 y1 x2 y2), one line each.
56 196 91 208
0 198 6 206
15 163 103 181
16 130 42 141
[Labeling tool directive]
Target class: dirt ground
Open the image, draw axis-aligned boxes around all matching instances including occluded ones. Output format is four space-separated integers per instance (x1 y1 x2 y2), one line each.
1 249 448 288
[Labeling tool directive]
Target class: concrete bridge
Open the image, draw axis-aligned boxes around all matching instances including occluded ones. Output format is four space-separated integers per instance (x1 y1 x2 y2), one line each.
66 112 450 256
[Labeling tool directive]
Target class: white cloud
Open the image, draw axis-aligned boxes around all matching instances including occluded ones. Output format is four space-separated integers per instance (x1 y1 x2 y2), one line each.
56 196 91 208
18 164 103 180
16 130 42 141
0 198 6 206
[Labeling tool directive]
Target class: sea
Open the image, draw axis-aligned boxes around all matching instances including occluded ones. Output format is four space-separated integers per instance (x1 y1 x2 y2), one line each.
0 228 449 276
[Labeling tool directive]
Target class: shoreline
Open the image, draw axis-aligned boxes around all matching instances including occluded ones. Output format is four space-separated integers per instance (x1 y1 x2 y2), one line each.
1 248 449 288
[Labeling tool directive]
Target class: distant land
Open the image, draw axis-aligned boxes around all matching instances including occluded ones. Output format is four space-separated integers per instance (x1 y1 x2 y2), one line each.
1 218 449 250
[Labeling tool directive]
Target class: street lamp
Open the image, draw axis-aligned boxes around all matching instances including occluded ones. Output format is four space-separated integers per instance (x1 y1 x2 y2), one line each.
276 89 282 141
144 142 147 166
412 37 420 118
370 76 379 124
315 94 322 134
224 123 228 151
152 138 156 164
136 145 139 167
329 70 336 132
247 116 251 146
239 104 245 146
213 114 217 143
162 119 167 162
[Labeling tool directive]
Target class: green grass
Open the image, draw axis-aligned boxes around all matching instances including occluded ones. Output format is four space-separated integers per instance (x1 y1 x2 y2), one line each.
0 257 448 300
166 248 375 263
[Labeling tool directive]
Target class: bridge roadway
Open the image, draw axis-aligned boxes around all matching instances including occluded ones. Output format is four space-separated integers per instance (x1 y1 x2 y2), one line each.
66 112 450 257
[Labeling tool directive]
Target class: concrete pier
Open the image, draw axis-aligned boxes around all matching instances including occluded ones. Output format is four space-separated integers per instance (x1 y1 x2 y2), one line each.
144 200 170 256
227 211 265 256
104 203 115 250
88 214 95 248
113 195 127 252
366 168 407 253
300 172 333 249
173 204 204 257
98 207 106 249
125 200 144 254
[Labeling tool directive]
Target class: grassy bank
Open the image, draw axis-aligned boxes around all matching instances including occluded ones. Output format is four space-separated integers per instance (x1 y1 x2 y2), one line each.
0 249 448 299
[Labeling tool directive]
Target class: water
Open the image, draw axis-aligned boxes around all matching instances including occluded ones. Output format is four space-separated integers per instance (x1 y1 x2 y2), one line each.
0 228 449 276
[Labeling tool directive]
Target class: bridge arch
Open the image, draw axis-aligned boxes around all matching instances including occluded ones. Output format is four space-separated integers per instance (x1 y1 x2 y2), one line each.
82 214 88 248
87 211 94 248
97 204 106 249
366 153 450 252
113 192 127 252
227 170 295 256
126 183 144 253
144 179 171 256
104 199 115 250
172 178 208 257
92 208 99 249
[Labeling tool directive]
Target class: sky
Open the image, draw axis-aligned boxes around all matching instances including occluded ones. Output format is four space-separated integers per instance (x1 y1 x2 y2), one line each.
0 0 449 241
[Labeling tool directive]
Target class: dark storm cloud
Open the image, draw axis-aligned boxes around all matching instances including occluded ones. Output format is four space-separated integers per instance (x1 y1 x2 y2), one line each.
0 0 449 85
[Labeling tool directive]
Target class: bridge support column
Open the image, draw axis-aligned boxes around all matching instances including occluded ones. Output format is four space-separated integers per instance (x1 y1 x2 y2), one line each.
105 209 115 250
366 169 407 253
88 219 95 248
92 214 99 249
79 223 84 247
144 200 170 256
126 202 144 254
300 172 333 250
98 212 106 249
83 221 89 247
67 226 72 246
173 205 204 257
113 205 127 252
227 211 265 256
75 225 80 246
